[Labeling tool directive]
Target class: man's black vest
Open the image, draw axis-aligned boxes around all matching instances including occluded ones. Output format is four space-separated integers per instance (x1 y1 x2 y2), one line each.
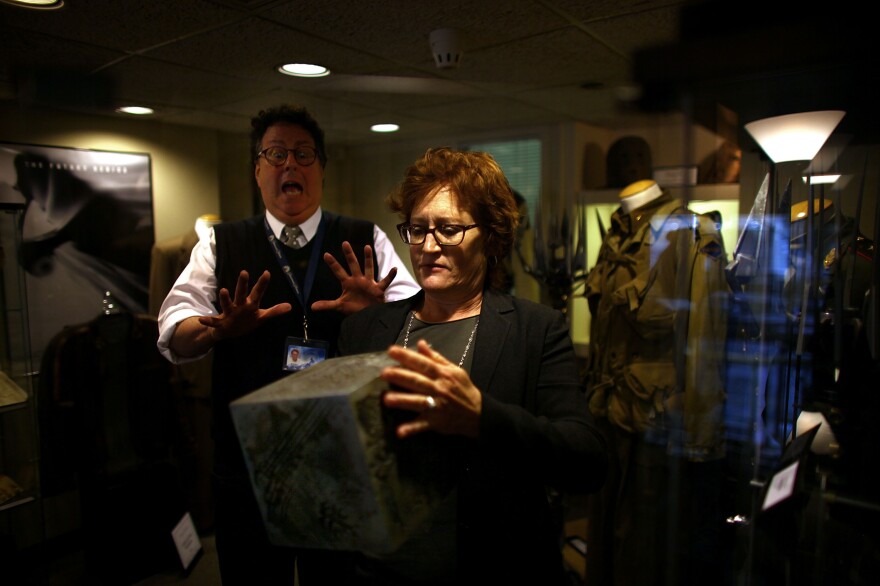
211 211 376 475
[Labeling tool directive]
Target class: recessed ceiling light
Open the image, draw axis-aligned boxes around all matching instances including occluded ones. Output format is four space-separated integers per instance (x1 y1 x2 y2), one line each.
277 63 330 78
0 0 64 8
116 106 154 116
371 123 399 133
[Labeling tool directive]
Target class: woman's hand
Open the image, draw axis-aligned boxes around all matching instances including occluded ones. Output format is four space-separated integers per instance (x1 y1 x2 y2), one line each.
381 339 482 439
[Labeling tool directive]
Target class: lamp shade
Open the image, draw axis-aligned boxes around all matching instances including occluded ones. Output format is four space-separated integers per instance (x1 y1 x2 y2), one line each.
744 110 845 163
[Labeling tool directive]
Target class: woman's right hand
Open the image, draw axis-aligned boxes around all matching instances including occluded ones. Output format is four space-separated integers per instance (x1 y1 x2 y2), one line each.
380 339 482 439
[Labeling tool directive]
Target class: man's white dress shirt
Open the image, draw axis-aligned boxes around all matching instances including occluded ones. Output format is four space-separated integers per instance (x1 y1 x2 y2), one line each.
157 207 419 363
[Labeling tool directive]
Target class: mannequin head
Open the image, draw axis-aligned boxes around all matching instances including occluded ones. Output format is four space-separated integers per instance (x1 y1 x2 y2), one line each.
619 179 663 215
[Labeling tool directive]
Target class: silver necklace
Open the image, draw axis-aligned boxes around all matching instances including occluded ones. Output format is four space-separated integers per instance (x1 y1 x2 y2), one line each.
402 311 480 367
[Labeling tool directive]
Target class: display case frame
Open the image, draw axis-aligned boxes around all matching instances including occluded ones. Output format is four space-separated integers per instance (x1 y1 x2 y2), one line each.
0 202 42 545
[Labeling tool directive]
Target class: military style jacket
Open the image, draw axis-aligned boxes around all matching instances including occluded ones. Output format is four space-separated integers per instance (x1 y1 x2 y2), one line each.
584 193 730 461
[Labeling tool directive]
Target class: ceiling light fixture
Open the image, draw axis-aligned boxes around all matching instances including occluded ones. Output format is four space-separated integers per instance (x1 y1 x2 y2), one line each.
116 106 154 116
277 63 330 78
801 174 840 185
744 110 846 163
0 0 64 8
370 123 399 133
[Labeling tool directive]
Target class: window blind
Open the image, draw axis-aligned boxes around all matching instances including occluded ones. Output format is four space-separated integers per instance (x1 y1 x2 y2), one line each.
465 138 541 225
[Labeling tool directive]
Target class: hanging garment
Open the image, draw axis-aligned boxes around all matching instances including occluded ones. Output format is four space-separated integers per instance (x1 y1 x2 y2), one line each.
38 312 192 584
584 193 729 460
583 192 731 586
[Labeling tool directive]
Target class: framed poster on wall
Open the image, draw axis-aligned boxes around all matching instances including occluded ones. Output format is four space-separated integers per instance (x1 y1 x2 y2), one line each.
0 142 154 362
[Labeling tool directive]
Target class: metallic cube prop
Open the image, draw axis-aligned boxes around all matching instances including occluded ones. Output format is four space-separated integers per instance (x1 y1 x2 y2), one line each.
230 351 456 554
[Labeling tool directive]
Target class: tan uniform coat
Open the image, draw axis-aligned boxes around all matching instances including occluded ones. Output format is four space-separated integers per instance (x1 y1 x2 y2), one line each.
585 193 729 461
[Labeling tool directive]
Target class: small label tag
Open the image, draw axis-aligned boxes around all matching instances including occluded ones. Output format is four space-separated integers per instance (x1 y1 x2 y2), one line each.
171 512 202 570
762 461 799 511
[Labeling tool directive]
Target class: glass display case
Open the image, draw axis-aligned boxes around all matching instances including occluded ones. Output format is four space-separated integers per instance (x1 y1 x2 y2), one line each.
0 202 42 558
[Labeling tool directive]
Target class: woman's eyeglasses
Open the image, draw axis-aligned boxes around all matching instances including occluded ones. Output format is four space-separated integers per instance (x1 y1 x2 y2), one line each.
396 223 480 246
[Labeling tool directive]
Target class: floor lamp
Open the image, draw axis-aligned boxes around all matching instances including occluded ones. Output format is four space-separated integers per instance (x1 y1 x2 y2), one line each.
740 110 845 583
745 109 845 443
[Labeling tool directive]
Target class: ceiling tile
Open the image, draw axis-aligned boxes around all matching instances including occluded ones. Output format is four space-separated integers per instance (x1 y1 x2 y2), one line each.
1 0 870 145
1 0 246 53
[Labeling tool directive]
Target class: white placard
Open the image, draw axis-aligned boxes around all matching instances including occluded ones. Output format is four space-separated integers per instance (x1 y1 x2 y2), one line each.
761 461 799 511
171 512 202 570
653 166 698 187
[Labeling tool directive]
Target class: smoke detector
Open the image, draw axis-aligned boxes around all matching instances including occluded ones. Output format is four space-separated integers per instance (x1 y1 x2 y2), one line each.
429 28 463 69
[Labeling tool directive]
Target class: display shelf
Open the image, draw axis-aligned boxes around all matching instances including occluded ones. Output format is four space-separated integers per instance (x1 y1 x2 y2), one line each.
0 493 36 513
0 402 27 416
0 368 30 414
0 496 36 512
579 182 741 204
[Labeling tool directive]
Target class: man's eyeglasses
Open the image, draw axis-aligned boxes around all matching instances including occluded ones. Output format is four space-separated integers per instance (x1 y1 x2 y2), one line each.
396 223 480 246
257 145 318 167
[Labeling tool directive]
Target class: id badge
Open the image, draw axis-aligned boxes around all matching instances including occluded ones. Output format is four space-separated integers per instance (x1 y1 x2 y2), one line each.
283 336 329 372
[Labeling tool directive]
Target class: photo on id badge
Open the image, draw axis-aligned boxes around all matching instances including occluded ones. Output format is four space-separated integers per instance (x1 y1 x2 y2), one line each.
283 336 328 372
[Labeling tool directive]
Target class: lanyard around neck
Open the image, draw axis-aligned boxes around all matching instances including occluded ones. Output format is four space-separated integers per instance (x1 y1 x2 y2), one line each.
263 214 328 339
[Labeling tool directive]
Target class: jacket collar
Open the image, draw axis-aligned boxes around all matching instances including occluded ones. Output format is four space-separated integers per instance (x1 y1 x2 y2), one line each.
373 290 514 396
469 290 513 393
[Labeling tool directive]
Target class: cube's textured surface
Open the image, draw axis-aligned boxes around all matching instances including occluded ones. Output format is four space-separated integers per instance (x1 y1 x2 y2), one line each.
230 351 456 554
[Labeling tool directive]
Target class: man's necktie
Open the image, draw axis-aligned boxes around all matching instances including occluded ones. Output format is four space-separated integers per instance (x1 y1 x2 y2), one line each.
281 225 303 249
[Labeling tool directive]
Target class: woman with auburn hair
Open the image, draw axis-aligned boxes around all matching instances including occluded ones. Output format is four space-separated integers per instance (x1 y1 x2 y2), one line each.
338 147 607 585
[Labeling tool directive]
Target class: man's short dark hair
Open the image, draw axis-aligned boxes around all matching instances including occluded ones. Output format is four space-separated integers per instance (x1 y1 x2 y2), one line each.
250 104 328 168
